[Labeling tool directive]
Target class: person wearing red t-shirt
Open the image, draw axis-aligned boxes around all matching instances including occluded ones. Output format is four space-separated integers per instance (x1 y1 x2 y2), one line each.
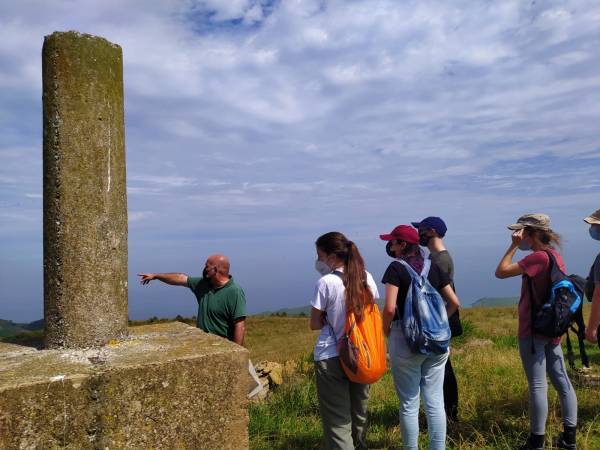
495 214 577 450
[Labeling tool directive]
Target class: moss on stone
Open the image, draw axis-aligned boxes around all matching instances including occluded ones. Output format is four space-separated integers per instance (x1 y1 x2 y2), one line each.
0 323 249 449
42 31 128 349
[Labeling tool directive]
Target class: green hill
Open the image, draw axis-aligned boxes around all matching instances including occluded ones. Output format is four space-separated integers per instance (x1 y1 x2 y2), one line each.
0 319 44 338
259 305 311 317
471 296 519 308
259 299 386 317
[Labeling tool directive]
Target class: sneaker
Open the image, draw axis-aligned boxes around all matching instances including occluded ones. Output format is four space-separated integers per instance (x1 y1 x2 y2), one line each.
553 432 576 450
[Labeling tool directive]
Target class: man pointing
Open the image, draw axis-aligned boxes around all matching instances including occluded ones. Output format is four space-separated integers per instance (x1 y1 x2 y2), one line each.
138 253 247 345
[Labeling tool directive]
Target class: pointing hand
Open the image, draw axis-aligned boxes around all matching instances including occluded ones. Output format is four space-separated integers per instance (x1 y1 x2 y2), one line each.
137 273 155 285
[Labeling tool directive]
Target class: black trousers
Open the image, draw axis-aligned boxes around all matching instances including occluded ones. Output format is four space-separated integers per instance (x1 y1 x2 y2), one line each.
443 355 459 422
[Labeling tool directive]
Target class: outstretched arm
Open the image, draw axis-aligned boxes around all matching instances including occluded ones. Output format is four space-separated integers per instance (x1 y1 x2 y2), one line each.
137 273 189 286
495 230 524 279
586 282 600 343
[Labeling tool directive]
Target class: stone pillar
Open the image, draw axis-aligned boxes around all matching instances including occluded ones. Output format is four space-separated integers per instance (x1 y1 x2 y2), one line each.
42 31 128 348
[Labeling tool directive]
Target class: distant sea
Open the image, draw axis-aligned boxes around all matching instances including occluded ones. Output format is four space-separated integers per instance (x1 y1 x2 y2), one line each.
0 297 520 337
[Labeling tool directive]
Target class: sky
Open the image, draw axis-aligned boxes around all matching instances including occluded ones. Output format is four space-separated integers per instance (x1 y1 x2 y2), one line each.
1 0 599 322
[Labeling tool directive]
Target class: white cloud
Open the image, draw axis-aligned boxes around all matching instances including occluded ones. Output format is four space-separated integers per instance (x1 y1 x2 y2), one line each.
1 0 599 317
129 175 198 188
129 211 156 222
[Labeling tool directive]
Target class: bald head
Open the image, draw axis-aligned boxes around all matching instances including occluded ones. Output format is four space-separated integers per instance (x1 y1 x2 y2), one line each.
206 254 230 275
203 254 231 286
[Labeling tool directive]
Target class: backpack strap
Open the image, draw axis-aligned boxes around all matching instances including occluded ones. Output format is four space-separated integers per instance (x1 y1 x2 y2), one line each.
421 259 432 279
327 270 362 344
397 259 433 328
324 270 345 344
572 304 590 368
565 330 575 369
527 251 555 354
397 259 431 281
527 275 536 355
544 249 557 270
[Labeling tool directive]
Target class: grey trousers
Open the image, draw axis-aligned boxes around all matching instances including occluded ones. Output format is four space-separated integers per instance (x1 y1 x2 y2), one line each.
315 356 370 450
519 338 577 434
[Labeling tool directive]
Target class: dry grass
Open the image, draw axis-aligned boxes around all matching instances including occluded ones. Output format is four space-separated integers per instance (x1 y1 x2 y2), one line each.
245 316 318 363
248 306 600 450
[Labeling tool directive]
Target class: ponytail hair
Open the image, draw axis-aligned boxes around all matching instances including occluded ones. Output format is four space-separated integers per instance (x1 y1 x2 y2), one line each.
524 226 562 249
315 232 375 321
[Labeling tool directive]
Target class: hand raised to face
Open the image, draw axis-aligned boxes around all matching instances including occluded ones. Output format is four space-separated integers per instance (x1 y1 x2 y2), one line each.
511 229 524 247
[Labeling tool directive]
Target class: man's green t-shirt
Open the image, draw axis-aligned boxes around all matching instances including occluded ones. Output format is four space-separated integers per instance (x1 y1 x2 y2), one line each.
186 276 247 341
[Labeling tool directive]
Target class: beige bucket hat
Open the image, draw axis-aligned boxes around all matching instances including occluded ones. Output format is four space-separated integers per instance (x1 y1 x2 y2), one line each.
584 209 600 225
507 213 551 231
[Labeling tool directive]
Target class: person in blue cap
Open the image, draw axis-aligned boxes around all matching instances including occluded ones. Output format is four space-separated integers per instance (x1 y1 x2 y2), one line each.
412 216 461 423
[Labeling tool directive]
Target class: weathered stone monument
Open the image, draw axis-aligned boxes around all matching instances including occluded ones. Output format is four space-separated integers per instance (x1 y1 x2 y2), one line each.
0 31 249 449
43 31 128 349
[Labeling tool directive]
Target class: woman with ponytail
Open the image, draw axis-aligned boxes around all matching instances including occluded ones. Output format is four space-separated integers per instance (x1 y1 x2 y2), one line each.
496 214 577 450
310 231 380 450
380 225 460 450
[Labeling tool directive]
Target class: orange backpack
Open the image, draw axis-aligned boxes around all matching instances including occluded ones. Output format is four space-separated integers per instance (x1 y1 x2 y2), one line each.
337 302 387 384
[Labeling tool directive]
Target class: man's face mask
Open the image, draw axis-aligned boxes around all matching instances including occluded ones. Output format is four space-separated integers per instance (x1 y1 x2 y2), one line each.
590 225 600 241
518 237 532 251
203 266 216 279
418 230 432 247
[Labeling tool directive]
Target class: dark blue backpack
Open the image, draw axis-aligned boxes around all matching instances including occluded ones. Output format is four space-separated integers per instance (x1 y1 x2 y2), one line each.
399 260 451 355
528 251 586 340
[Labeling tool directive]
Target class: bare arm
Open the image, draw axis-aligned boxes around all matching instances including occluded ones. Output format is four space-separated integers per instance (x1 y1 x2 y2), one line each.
383 283 398 337
440 284 460 317
495 230 524 279
137 273 189 286
586 282 600 343
310 307 325 330
232 318 246 346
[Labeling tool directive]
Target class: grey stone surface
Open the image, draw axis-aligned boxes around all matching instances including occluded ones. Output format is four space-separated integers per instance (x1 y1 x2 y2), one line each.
0 322 250 449
42 31 128 348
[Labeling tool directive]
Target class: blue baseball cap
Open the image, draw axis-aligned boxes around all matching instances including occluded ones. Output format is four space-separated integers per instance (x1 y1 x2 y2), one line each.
411 216 447 237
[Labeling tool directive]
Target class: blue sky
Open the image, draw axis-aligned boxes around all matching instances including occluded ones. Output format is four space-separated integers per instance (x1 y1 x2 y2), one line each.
1 0 599 322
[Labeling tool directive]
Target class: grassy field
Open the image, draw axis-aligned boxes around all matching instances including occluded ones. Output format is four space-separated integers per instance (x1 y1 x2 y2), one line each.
245 306 600 450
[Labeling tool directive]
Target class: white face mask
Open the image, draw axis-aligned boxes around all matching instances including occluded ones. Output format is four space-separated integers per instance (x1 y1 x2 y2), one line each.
519 239 532 251
315 260 331 276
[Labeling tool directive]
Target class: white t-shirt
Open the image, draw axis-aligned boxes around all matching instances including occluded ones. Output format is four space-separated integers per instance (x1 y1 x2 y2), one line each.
311 269 380 361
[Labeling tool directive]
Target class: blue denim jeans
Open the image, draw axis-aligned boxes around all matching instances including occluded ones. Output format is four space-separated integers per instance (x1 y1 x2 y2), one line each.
388 321 448 450
518 338 577 434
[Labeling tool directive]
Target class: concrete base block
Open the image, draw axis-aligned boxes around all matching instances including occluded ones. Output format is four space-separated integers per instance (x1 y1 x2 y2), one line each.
0 322 249 449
